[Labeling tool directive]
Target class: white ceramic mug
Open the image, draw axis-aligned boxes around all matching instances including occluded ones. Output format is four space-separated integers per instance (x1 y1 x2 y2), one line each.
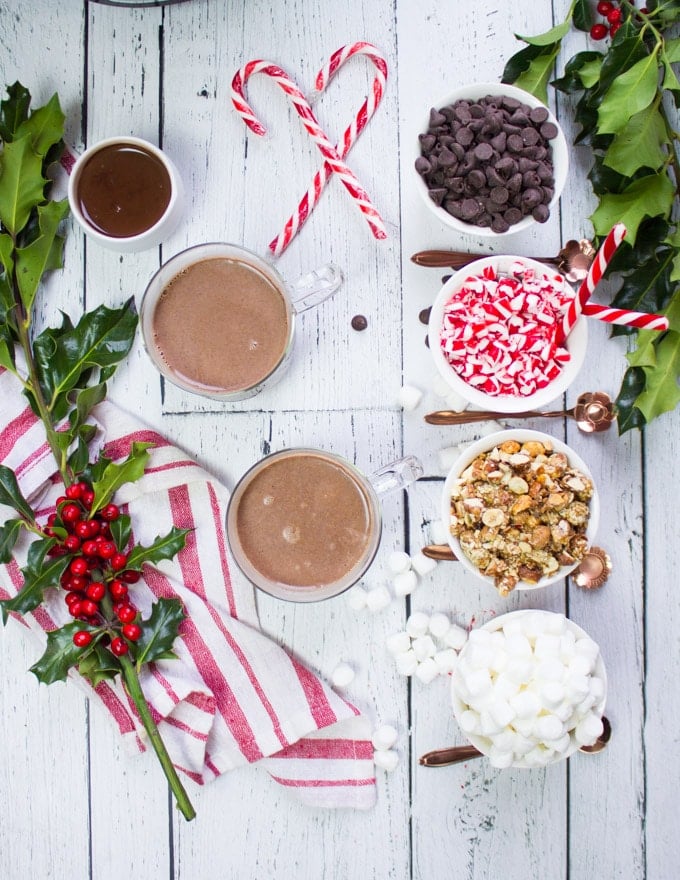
67 136 184 252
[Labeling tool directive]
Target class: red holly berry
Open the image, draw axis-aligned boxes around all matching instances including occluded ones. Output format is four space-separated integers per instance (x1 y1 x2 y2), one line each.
47 513 58 527
109 580 129 601
86 582 106 602
121 623 142 642
81 539 100 557
100 503 120 522
116 604 137 624
65 484 83 500
73 631 93 648
86 520 101 537
80 599 99 617
69 600 83 618
55 495 67 508
74 521 91 538
596 1 614 14
68 575 88 592
121 570 141 584
607 7 622 23
111 553 128 572
69 557 89 576
64 534 82 553
81 489 95 508
61 503 82 523
98 541 117 560
590 22 609 39
610 21 621 35
65 591 82 607
110 637 129 656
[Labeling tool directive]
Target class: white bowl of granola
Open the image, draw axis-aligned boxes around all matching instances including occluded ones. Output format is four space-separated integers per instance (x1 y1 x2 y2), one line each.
441 430 599 595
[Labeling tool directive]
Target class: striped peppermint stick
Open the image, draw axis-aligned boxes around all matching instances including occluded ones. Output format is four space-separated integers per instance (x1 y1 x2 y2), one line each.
558 223 627 344
268 42 388 256
231 59 387 248
582 302 669 331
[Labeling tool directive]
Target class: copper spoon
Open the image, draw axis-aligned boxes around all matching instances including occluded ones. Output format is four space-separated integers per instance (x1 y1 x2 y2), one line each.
411 239 595 282
419 716 612 766
424 391 615 434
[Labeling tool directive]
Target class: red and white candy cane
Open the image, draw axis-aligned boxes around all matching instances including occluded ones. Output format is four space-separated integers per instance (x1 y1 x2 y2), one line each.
268 42 388 256
582 302 669 332
558 223 627 343
231 58 387 253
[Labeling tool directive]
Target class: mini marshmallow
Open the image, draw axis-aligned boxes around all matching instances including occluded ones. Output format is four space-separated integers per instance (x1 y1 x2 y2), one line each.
510 690 541 720
521 611 550 641
559 631 577 662
575 713 604 746
429 519 450 545
569 654 594 677
365 584 392 612
372 724 399 751
397 384 423 411
459 709 480 734
412 635 437 661
575 637 600 665
490 730 516 753
433 649 458 674
565 674 590 702
443 624 468 651
373 749 399 772
544 613 567 636
488 698 516 729
501 618 524 639
331 663 355 688
464 667 492 698
386 631 412 655
395 649 419 676
534 714 564 742
410 551 438 577
479 710 504 737
437 445 460 473
524 746 554 768
489 649 509 675
467 628 494 648
546 732 572 754
505 656 534 684
513 717 536 738
488 748 514 769
511 732 536 756
492 673 519 700
432 373 452 399
465 642 495 671
346 585 368 611
478 420 505 437
505 634 533 658
393 569 419 596
589 676 605 701
387 550 412 574
428 612 451 639
406 612 430 637
535 657 564 682
539 681 566 708
534 634 561 659
415 657 440 684
554 700 577 724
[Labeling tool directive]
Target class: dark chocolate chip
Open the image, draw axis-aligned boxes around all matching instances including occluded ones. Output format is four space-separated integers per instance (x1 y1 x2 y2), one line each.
532 203 550 223
454 105 472 124
521 187 543 208
438 148 457 167
474 142 494 162
491 213 510 233
521 127 540 146
467 169 486 190
490 185 509 205
503 207 523 225
518 157 538 173
444 199 464 218
418 133 436 153
540 121 559 140
419 307 432 325
429 108 447 127
485 166 506 188
415 156 431 174
455 127 475 147
529 106 549 124
510 110 531 126
427 187 447 206
469 103 485 119
522 170 542 188
460 198 482 220
424 334 430 348
441 274 452 284
448 176 465 194
507 172 523 193
351 314 368 331
495 156 516 178
490 131 507 153
451 142 465 161
502 96 521 111
507 134 524 153
477 212 492 227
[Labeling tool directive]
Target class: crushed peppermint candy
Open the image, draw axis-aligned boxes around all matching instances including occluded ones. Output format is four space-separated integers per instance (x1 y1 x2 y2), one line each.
439 262 573 398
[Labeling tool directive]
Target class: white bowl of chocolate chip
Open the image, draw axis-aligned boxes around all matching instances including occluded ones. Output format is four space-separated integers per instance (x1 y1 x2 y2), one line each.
415 82 569 236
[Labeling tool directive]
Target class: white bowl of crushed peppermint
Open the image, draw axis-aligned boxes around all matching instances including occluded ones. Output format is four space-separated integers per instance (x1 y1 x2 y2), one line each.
428 255 588 413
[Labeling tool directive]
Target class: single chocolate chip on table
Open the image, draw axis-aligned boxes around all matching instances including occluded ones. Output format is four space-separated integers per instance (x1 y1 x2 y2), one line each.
351 314 368 331
419 307 432 325
416 94 559 230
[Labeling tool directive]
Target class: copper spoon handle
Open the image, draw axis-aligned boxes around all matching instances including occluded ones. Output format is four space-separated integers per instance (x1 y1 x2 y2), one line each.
424 408 574 426
422 544 457 561
419 744 482 766
410 249 557 269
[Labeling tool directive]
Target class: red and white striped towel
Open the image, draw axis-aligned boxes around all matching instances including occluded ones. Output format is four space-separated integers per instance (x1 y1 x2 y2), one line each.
0 367 376 809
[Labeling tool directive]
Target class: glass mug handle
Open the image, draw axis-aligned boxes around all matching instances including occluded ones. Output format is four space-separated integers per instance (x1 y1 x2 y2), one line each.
368 455 424 496
290 264 344 313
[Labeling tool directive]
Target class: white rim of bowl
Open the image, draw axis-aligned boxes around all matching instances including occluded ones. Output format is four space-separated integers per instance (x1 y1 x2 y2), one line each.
440 429 600 591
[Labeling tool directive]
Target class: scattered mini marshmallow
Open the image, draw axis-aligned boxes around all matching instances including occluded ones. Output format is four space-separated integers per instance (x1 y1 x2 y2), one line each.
443 623 468 651
437 445 460 473
415 657 440 684
429 519 450 546
346 585 368 611
434 649 458 674
393 569 419 596
395 649 419 676
373 748 400 772
386 631 412 655
331 663 355 688
387 550 412 575
432 373 452 400
412 635 437 661
397 384 423 411
444 390 468 411
410 551 438 577
365 584 392 612
428 612 451 639
372 724 399 751
406 612 430 637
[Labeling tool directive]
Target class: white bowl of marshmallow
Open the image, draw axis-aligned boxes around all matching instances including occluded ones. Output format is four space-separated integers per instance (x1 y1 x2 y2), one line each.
451 609 607 769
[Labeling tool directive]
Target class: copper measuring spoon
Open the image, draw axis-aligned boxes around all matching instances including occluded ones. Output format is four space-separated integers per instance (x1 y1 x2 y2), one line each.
411 239 595 282
424 391 615 434
419 716 612 766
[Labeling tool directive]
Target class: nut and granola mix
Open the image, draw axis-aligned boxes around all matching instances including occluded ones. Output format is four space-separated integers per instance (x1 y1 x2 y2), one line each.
449 437 593 595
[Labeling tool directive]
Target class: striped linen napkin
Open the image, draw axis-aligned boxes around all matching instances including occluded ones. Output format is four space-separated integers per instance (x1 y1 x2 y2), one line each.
0 367 377 809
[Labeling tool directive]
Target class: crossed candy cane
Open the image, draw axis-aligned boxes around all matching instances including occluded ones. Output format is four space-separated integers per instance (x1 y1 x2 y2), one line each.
231 43 388 256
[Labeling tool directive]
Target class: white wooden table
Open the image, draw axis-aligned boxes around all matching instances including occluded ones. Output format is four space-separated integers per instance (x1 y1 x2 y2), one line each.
0 1 675 877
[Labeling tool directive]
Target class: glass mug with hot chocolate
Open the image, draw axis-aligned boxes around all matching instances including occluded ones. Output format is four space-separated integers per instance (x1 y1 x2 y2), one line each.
140 243 343 400
226 448 424 601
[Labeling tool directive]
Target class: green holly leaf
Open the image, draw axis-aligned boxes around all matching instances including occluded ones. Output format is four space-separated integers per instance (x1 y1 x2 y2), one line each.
109 514 132 552
602 102 669 176
590 173 675 243
573 0 593 31
90 441 153 514
513 44 561 104
29 622 101 685
134 597 185 671
610 249 675 316
32 299 137 419
0 82 31 141
68 380 108 434
615 366 647 433
0 133 46 235
76 640 121 687
14 199 69 314
125 526 190 570
597 35 651 95
553 51 603 93
502 43 548 85
516 20 571 46
13 93 64 158
0 518 23 564
630 330 680 421
0 539 69 623
0 464 35 520
67 436 92 475
597 48 662 134
664 38 680 63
